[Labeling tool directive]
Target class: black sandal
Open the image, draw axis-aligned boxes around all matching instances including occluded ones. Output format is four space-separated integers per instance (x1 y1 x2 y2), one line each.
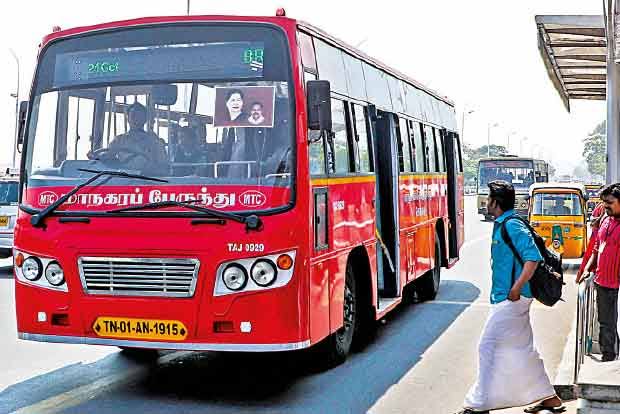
523 404 566 413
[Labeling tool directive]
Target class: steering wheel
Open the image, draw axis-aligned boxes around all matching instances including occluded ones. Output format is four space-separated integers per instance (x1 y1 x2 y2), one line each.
88 146 149 166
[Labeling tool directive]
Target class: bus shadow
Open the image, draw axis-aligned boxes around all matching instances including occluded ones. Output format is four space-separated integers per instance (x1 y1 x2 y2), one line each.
1 280 480 414
75 279 481 413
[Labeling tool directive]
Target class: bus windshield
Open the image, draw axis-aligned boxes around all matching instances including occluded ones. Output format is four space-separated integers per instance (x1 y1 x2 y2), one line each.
532 193 583 216
478 159 535 193
0 182 18 205
24 24 294 213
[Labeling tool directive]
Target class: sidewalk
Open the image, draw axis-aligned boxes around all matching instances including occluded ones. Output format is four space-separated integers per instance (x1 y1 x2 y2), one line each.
496 400 578 413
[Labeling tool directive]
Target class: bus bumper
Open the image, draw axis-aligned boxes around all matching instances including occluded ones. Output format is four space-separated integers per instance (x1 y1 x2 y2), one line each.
18 332 311 352
15 272 309 352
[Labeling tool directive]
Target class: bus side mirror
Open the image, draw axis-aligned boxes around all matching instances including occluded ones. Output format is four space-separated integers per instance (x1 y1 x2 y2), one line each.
17 101 28 146
306 80 332 132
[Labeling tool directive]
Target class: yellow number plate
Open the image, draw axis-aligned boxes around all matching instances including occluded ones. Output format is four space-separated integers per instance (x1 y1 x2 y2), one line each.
0 216 8 227
92 317 188 341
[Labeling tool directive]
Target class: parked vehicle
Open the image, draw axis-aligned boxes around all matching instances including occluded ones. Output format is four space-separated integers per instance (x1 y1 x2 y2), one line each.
528 183 588 259
0 168 19 258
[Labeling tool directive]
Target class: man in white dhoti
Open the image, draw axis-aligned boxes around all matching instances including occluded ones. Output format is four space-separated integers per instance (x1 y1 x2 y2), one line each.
455 181 564 414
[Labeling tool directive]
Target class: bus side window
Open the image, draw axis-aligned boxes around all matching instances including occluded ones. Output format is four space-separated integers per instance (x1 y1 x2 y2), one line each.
397 117 412 173
330 98 352 175
434 128 446 172
411 121 426 172
351 104 372 173
455 134 463 173
424 125 437 172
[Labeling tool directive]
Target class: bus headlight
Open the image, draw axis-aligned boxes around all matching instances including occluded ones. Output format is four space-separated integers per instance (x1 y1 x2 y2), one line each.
45 262 65 286
22 257 43 281
250 259 277 287
214 250 297 296
222 264 248 291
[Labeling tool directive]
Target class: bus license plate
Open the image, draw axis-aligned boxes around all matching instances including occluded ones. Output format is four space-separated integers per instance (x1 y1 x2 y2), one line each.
92 317 188 341
0 216 8 228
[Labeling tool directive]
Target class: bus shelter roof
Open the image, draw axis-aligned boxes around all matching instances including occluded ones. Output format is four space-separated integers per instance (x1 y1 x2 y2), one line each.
535 15 606 112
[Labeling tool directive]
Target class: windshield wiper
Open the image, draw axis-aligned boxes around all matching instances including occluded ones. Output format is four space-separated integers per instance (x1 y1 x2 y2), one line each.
109 200 263 231
30 169 168 228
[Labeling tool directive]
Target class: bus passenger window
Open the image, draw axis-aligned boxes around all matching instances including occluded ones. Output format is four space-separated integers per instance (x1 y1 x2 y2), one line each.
352 104 372 173
424 125 437 172
397 117 412 173
434 128 446 172
411 121 426 172
331 99 351 174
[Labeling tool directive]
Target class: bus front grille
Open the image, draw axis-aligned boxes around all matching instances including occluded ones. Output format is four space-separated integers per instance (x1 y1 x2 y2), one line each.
78 257 200 297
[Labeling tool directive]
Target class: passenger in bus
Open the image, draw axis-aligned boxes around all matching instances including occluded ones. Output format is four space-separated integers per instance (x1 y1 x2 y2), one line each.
222 98 290 179
173 127 204 176
107 103 168 174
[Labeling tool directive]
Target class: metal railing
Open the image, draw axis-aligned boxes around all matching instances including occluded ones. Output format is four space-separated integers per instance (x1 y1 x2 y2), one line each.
575 273 596 383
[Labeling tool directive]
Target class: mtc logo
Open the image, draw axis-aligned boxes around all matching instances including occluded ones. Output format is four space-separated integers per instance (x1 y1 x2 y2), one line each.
240 190 266 208
39 191 59 206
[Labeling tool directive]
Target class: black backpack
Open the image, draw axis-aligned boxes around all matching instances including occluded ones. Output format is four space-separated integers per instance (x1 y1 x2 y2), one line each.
500 216 564 307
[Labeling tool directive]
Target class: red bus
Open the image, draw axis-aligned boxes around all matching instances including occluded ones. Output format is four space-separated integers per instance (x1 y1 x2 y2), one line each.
14 11 464 365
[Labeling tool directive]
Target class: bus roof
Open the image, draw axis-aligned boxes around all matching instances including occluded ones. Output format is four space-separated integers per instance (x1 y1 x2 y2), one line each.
39 14 453 108
529 182 586 196
479 157 545 162
297 20 454 107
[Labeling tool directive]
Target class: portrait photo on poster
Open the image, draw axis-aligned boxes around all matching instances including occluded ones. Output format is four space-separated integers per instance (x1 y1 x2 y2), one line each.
214 85 276 128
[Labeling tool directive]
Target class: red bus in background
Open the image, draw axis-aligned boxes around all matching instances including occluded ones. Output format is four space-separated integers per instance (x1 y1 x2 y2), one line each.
14 11 464 365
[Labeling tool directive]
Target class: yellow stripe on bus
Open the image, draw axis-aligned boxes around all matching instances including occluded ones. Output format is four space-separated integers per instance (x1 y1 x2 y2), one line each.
311 176 376 186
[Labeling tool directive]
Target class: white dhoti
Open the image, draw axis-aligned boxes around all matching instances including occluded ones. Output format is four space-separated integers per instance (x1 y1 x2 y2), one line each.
464 297 556 411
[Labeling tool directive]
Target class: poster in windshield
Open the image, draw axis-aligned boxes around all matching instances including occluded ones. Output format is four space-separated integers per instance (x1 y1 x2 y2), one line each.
213 86 275 128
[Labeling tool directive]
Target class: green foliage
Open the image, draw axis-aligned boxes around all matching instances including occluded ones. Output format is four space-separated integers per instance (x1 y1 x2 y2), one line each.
582 120 606 177
463 144 508 183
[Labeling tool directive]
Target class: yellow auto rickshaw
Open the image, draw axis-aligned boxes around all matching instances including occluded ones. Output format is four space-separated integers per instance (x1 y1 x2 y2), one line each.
585 183 603 220
528 183 588 259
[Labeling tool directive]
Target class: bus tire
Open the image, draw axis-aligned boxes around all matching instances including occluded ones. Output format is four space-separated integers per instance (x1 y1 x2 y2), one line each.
119 347 160 362
416 234 441 301
317 263 358 367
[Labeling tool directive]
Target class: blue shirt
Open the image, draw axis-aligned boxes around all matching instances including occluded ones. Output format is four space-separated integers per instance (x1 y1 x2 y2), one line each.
490 210 542 304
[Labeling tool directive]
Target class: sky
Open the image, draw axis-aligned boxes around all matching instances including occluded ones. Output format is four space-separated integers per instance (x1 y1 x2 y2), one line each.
0 0 606 174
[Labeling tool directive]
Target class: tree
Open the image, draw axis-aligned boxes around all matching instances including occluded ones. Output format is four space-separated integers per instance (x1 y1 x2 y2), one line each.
583 120 606 177
462 143 508 184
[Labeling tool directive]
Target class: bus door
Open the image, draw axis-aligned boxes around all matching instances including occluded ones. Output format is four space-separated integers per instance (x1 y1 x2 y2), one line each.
371 108 400 299
443 129 463 262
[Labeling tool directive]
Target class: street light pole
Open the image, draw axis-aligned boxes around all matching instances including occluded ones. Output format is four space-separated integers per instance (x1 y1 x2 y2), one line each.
487 122 498 157
186 0 190 15
461 108 474 143
9 48 20 170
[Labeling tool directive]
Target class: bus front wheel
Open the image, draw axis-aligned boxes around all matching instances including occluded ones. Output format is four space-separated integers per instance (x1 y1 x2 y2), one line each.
317 264 358 367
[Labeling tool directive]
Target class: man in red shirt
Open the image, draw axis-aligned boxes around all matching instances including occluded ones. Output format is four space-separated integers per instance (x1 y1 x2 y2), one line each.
577 183 620 361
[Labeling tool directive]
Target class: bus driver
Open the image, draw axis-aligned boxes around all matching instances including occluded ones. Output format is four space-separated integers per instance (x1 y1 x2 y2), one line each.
105 103 168 173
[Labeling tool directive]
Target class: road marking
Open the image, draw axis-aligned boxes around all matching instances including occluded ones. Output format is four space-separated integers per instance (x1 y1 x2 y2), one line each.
11 351 192 414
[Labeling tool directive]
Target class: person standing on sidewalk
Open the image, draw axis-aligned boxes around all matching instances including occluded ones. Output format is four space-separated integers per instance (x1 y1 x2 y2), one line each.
577 183 620 362
455 181 564 414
